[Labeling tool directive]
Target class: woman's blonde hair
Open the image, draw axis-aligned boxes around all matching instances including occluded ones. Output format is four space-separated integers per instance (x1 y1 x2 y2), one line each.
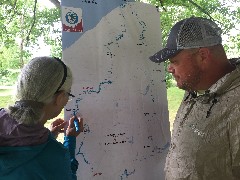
8 56 73 125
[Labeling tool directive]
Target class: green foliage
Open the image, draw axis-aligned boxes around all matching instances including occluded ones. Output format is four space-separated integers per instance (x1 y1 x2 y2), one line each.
37 8 61 56
0 69 20 85
0 46 26 68
0 0 61 85
0 45 26 85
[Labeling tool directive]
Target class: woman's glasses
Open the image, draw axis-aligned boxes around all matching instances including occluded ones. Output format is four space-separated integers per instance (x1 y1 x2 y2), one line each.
67 92 75 101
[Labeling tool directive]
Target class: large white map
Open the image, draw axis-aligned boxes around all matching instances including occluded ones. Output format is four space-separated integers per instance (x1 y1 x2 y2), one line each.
62 1 171 179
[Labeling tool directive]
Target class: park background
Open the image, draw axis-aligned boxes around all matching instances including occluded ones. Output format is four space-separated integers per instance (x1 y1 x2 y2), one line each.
0 0 239 141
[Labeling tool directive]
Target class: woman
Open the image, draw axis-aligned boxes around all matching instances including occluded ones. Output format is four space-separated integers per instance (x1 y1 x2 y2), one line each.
0 56 83 180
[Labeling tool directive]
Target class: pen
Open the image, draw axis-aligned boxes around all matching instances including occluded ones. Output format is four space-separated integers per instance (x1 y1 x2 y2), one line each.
73 111 79 132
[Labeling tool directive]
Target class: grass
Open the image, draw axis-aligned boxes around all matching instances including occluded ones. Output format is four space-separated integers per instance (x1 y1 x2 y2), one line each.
0 87 185 138
166 87 185 130
0 95 14 107
0 88 15 107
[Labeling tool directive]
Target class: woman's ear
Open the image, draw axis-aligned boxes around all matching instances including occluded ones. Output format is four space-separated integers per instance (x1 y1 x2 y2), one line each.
53 91 66 106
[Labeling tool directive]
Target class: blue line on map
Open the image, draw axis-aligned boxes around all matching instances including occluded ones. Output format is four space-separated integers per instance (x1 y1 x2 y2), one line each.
83 80 113 94
120 169 136 180
76 141 90 164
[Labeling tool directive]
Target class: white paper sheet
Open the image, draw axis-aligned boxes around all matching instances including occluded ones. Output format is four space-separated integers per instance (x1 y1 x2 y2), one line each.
62 1 170 179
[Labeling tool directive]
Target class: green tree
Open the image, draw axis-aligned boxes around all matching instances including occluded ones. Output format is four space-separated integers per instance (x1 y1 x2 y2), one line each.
0 0 61 85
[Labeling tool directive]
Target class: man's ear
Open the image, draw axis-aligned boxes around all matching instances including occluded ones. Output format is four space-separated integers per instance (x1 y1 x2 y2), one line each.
199 48 210 62
54 91 65 106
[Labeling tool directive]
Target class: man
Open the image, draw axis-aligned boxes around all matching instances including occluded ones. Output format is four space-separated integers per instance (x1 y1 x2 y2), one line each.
150 17 240 179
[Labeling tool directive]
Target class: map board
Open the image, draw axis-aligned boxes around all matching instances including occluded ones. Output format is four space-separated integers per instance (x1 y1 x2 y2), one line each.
62 1 171 179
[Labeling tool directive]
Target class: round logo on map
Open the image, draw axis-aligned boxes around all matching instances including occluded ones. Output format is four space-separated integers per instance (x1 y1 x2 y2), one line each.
65 11 78 24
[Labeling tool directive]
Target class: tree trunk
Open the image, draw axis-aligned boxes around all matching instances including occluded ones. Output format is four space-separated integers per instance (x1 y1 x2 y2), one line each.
49 0 60 8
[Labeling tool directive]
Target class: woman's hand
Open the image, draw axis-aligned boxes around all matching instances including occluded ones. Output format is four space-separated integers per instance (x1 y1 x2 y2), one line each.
66 116 84 137
50 118 67 138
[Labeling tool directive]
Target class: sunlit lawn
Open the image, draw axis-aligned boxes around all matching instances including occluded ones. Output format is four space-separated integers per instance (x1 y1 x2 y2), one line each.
166 87 185 130
0 88 14 107
0 87 184 140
